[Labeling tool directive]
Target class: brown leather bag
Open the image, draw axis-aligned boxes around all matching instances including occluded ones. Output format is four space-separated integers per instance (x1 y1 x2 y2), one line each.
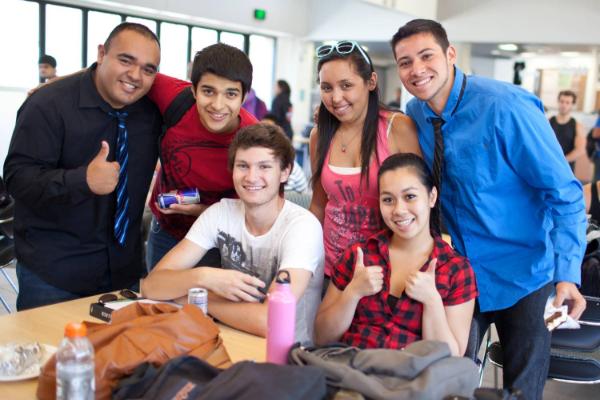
37 302 231 400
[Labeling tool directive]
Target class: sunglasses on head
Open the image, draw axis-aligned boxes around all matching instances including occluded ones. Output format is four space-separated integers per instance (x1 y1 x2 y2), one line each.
316 40 372 67
98 289 139 304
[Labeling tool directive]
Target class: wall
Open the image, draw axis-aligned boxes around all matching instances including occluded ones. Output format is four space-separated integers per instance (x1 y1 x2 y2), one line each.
438 0 600 44
306 0 415 42
470 57 496 78
500 54 596 112
54 0 310 36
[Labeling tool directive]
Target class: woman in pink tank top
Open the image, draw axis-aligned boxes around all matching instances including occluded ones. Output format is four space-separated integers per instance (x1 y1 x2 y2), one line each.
309 40 421 278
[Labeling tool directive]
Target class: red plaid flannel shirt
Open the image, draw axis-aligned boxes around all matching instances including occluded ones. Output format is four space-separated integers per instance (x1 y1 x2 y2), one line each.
331 229 478 349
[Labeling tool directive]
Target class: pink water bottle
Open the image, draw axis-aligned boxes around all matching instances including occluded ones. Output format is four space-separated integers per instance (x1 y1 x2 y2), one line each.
266 270 296 364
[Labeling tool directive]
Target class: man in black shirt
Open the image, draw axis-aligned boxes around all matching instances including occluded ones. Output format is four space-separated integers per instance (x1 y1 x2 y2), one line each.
4 22 162 310
549 90 585 171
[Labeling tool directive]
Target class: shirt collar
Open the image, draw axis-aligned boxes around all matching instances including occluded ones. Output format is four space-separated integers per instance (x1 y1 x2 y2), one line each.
423 66 465 123
368 229 450 267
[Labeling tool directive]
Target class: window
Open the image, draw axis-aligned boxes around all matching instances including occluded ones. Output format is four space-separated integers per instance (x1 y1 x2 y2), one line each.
46 4 83 74
87 11 122 67
249 34 275 106
191 27 218 60
126 16 157 34
220 32 245 51
0 0 39 88
159 22 188 79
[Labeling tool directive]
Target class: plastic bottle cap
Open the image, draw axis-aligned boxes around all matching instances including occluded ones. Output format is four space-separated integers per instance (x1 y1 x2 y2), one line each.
64 322 87 338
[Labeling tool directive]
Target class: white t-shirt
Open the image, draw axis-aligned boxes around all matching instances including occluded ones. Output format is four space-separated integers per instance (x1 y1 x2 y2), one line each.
186 198 324 344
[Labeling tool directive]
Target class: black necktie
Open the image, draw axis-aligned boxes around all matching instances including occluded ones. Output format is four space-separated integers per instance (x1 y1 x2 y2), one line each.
431 118 445 232
110 111 129 246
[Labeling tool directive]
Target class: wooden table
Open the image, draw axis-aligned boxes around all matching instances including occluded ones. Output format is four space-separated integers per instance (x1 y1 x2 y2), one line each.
0 295 266 399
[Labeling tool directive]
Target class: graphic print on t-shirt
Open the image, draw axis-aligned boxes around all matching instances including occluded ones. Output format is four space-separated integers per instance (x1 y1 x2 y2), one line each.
159 137 236 204
216 230 279 287
324 179 381 268
162 138 229 181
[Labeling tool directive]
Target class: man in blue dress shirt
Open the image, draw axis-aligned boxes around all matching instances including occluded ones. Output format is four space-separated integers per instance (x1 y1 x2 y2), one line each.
391 19 586 399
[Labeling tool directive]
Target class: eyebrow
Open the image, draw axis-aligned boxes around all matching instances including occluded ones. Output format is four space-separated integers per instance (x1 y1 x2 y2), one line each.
380 186 418 195
117 52 157 72
235 159 275 166
396 48 435 63
200 84 241 93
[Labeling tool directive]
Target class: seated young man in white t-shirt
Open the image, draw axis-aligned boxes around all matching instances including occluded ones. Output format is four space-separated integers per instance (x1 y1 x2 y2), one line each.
141 123 324 344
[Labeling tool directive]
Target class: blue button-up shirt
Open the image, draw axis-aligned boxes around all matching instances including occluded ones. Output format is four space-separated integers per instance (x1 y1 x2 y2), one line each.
407 67 586 312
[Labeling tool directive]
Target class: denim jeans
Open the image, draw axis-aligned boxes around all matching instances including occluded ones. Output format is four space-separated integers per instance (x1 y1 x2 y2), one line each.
16 262 112 311
466 282 553 400
145 216 221 272
145 217 180 272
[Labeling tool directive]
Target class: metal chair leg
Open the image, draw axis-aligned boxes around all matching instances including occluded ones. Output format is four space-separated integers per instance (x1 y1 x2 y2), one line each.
0 293 12 313
0 265 18 294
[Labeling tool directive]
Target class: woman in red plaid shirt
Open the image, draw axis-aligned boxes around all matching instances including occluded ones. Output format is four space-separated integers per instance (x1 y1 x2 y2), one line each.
315 153 477 355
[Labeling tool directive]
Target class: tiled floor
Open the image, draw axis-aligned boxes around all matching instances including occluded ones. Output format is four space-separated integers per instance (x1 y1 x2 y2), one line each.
0 265 596 398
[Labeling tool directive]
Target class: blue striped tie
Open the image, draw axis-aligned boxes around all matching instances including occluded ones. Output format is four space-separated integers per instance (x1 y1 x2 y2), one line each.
110 111 129 246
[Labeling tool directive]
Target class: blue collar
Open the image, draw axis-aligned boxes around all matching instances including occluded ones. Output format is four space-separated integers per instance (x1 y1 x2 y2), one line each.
423 66 466 123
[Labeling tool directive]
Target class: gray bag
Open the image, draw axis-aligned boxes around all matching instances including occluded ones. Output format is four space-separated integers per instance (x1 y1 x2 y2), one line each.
289 340 478 400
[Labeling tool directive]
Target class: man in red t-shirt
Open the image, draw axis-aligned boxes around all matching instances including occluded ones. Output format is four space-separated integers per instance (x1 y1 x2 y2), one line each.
146 43 257 270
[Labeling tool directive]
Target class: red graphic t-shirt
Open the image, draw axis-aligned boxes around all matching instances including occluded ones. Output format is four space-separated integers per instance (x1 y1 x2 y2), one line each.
147 73 257 240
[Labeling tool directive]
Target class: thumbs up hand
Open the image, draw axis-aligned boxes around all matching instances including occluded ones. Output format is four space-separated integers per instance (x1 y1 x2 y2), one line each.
405 258 441 306
86 141 120 195
347 247 384 299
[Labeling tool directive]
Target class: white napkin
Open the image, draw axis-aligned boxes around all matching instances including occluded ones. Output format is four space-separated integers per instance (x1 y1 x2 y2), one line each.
544 296 580 331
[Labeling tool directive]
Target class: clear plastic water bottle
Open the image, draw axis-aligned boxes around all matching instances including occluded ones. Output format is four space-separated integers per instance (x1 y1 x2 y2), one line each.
266 270 296 364
56 322 95 400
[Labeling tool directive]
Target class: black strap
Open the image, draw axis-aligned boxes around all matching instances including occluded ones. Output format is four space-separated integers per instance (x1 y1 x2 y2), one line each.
157 86 196 189
591 180 600 224
163 86 196 129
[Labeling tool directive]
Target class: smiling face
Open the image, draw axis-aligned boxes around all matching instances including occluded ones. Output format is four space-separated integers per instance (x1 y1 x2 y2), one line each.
394 32 455 115
94 29 160 109
39 63 56 80
318 59 376 125
379 166 437 242
232 146 290 209
193 73 244 134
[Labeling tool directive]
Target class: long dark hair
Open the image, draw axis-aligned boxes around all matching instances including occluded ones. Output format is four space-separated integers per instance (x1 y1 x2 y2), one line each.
276 80 291 98
378 153 441 235
312 48 381 188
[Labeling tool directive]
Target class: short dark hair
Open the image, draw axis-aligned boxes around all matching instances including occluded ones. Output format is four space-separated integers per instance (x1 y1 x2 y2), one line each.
558 90 577 104
390 19 450 59
38 54 56 68
228 123 295 194
103 22 160 52
378 153 441 234
191 43 253 97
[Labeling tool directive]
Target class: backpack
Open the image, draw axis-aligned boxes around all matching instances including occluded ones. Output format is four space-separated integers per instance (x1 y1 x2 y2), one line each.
113 356 326 400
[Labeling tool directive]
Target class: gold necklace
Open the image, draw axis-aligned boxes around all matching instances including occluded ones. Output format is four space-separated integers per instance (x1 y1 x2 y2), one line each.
339 129 360 153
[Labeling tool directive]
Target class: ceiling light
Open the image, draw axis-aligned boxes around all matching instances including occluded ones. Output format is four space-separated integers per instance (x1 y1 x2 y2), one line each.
498 43 518 52
560 51 580 57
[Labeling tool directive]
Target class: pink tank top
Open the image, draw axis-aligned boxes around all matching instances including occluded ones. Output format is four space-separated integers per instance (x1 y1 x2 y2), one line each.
321 111 394 276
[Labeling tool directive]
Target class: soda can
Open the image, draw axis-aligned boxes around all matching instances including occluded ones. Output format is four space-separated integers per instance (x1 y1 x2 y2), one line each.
158 188 201 209
188 288 208 314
